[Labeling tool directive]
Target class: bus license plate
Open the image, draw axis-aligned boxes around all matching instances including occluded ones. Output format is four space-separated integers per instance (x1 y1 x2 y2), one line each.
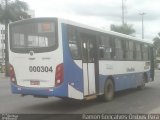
30 81 40 85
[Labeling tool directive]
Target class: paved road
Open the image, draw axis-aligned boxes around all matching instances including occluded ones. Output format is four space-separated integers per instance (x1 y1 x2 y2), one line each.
0 70 160 114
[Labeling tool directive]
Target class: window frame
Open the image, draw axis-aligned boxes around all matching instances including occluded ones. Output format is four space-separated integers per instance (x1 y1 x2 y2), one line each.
67 25 82 60
98 34 112 60
9 18 58 53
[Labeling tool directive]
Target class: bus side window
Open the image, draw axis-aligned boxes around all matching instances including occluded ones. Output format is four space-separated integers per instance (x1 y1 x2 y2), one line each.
135 43 142 61
121 39 127 60
142 44 149 61
128 41 134 61
67 26 81 59
99 45 105 59
99 35 112 60
115 37 123 60
98 37 104 59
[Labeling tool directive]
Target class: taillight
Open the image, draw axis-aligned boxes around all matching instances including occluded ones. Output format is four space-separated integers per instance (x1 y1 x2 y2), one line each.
9 64 17 84
55 63 64 87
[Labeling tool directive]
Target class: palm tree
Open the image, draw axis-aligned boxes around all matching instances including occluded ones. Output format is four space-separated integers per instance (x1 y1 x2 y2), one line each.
0 0 30 76
110 23 135 35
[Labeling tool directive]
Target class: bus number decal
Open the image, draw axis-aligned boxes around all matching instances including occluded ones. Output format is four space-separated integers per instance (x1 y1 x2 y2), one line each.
29 66 53 72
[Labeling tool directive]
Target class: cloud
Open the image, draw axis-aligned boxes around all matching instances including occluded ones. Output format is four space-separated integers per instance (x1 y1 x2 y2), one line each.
21 0 160 40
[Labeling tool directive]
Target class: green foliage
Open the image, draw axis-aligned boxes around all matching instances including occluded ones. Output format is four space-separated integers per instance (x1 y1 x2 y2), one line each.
153 33 160 57
0 0 30 24
110 23 135 35
0 0 30 76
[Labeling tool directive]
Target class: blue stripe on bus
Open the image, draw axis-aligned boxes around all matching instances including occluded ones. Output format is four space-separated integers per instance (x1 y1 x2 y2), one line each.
11 83 69 97
11 83 53 96
99 71 151 93
61 24 83 93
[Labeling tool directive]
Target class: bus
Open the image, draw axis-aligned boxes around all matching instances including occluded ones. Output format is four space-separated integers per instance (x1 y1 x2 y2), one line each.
9 17 154 101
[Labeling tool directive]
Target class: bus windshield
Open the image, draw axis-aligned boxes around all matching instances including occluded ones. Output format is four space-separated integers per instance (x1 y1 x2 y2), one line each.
10 20 58 53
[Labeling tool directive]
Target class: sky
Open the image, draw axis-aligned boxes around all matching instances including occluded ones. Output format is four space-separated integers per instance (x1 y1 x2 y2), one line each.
21 0 160 42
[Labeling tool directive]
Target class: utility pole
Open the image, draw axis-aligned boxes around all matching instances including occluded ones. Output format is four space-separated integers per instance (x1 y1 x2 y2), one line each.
139 12 146 39
122 0 125 25
1 28 4 64
4 0 10 76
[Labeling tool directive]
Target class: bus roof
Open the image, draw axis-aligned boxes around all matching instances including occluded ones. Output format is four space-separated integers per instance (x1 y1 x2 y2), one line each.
58 18 153 45
10 17 153 45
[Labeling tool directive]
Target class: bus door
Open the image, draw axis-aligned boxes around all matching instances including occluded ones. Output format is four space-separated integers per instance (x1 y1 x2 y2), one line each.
81 34 97 96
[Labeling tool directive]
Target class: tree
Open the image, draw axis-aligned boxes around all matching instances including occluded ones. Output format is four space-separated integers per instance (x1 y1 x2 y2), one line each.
153 33 160 57
110 23 135 35
0 0 30 76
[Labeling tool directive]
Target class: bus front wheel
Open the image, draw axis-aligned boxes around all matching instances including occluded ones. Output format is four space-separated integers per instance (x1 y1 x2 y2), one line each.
103 79 114 102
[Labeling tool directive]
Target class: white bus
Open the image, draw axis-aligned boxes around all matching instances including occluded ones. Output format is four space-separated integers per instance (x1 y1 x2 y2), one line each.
9 18 154 101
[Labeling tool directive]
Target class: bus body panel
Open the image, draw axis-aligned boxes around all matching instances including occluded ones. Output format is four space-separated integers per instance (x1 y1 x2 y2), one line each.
10 51 62 88
9 18 68 98
8 17 154 100
98 60 151 93
61 24 84 99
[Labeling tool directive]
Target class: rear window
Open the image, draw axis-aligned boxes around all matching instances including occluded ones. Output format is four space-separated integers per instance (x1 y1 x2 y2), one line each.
10 19 58 53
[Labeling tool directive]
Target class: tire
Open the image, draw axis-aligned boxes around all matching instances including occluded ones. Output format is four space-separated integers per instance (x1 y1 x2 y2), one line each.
103 79 114 102
138 74 147 90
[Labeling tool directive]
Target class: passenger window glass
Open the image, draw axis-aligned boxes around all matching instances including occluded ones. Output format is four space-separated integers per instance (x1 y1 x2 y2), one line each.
142 44 149 60
135 43 142 60
68 26 81 59
128 41 134 60
13 33 25 47
28 36 48 47
99 35 112 60
114 37 123 60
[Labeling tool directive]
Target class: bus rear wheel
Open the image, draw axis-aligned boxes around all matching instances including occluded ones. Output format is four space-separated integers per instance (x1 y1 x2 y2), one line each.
138 74 147 90
103 79 114 102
